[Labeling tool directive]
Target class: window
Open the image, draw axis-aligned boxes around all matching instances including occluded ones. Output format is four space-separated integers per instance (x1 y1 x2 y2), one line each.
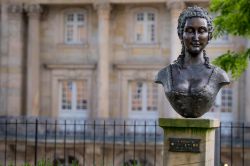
64 11 87 44
134 11 156 44
221 86 233 113
128 81 158 119
59 80 89 118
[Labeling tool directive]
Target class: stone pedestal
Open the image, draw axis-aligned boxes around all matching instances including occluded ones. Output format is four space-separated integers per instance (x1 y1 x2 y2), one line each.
159 118 219 166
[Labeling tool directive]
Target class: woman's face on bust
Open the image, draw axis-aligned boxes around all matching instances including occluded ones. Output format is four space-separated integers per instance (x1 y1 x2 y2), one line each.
182 17 209 56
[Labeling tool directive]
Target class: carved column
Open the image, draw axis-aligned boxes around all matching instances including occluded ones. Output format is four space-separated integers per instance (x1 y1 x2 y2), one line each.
167 1 185 63
25 4 43 116
95 3 111 118
6 4 24 115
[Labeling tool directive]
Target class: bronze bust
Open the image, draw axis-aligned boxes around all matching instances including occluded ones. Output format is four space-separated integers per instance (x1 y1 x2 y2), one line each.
155 6 230 118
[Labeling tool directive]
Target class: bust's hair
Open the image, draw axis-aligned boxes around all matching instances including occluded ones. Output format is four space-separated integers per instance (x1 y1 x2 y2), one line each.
177 6 213 40
175 6 213 69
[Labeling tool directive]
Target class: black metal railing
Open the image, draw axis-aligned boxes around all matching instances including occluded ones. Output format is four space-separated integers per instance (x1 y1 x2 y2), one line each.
219 122 250 166
0 117 163 166
1 117 250 166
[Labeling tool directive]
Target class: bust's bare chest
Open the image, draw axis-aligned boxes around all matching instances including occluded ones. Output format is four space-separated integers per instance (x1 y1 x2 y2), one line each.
171 65 213 92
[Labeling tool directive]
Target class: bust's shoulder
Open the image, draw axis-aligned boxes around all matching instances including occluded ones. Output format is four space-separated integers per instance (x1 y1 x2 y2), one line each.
155 64 172 85
211 65 230 85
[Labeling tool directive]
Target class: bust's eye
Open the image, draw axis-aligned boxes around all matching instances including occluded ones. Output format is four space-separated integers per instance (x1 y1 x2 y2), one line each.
185 28 193 33
199 28 207 33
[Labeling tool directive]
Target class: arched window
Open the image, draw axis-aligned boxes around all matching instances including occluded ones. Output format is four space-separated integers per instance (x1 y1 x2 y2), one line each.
134 11 156 44
64 11 87 44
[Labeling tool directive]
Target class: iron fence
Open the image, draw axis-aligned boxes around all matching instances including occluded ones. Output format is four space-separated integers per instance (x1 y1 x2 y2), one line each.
0 117 250 166
0 117 163 166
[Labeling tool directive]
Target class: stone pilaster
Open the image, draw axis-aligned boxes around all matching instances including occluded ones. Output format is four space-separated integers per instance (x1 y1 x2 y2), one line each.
95 3 111 118
166 1 185 118
244 62 250 121
6 4 24 116
25 4 43 116
0 3 9 115
167 1 185 63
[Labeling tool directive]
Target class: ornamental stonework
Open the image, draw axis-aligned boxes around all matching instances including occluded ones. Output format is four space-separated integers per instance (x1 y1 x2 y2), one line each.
7 4 23 14
24 4 43 16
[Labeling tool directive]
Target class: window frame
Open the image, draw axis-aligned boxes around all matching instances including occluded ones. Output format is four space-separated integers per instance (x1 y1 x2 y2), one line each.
59 79 89 118
128 80 159 119
50 67 94 119
125 7 159 46
133 11 157 44
59 8 91 46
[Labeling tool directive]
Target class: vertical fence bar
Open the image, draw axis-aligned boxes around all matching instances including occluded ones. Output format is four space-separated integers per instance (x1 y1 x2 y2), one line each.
220 122 222 165
133 121 136 164
64 120 66 166
102 120 106 166
144 121 146 165
154 120 156 166
4 119 7 166
242 123 244 166
123 120 126 165
93 120 96 166
45 120 48 164
113 120 115 166
34 119 38 166
83 120 86 166
74 120 76 158
231 122 233 166
25 120 28 163
15 119 17 166
54 120 57 162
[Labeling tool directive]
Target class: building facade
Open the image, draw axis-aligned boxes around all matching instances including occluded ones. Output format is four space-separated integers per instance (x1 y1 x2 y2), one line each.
0 0 249 165
1 0 248 121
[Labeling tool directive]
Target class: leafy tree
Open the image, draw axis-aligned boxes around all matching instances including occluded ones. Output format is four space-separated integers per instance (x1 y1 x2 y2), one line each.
210 0 250 79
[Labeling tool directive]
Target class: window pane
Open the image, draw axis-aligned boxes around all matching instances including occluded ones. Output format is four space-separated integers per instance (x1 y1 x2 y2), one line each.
77 13 84 22
149 24 155 42
137 13 144 21
135 23 144 42
130 81 143 111
66 25 74 42
146 82 158 111
221 86 233 112
77 25 86 43
147 13 155 21
76 80 88 111
67 14 74 22
61 81 73 110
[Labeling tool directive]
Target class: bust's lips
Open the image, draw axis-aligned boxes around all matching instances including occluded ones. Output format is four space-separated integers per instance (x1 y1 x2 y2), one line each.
191 43 201 47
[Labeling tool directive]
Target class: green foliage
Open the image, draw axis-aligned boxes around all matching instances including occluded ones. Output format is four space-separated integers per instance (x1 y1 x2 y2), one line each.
210 0 250 79
37 159 52 166
210 0 250 37
212 49 250 79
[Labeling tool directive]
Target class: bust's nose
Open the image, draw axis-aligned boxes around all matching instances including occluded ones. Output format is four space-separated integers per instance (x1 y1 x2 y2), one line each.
192 31 199 41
